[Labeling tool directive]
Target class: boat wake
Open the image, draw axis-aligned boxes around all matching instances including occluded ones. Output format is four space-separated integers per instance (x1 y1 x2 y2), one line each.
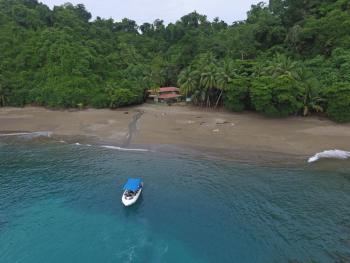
308 150 350 163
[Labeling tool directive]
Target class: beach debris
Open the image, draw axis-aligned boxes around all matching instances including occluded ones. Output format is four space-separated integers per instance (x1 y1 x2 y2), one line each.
215 118 230 125
195 116 202 119
187 120 195 124
124 111 129 114
200 121 206 126
212 129 220 133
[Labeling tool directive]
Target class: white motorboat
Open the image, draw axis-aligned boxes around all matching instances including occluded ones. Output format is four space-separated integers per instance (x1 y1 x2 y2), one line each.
122 178 143 206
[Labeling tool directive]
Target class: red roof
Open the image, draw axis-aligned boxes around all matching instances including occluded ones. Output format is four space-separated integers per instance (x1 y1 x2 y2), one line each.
159 87 180 92
158 94 182 99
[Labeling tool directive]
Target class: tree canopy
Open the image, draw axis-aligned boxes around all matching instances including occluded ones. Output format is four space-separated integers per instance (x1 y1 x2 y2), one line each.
1 0 350 122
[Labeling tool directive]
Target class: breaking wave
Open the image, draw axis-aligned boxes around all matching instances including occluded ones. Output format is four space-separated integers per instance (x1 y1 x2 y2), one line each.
308 150 350 163
101 145 149 152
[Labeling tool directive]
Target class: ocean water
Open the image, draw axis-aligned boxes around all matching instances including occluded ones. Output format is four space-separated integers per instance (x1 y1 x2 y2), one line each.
0 137 350 263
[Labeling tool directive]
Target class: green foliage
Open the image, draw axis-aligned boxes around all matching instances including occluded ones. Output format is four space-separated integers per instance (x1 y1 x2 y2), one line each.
178 66 199 97
107 88 138 109
251 75 302 117
325 83 350 123
224 77 249 112
1 0 350 121
294 67 325 116
0 0 150 109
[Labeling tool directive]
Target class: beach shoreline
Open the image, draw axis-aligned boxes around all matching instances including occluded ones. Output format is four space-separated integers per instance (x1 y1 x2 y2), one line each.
1 104 350 162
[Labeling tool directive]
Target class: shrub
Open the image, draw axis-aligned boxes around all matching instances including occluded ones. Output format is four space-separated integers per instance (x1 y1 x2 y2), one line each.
251 75 302 117
108 88 138 108
325 83 350 123
224 77 250 112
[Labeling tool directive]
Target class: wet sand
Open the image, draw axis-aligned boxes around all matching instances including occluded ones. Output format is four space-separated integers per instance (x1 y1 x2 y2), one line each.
0 104 350 159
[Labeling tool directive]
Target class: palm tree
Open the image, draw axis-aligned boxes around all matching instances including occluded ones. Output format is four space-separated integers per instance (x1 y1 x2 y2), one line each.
195 52 217 69
177 67 198 98
252 62 265 78
295 67 325 116
215 61 234 108
191 89 206 106
267 53 298 78
200 64 218 107
301 83 325 116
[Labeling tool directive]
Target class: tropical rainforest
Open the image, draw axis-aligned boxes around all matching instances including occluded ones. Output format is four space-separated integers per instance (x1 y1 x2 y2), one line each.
1 0 350 122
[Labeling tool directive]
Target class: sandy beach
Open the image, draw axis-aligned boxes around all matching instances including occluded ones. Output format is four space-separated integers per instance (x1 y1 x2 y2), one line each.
1 104 350 159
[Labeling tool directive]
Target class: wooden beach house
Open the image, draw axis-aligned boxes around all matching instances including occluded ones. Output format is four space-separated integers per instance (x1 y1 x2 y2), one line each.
147 87 182 103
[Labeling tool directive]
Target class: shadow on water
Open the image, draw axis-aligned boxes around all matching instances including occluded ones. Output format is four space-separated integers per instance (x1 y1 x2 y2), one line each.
122 195 144 217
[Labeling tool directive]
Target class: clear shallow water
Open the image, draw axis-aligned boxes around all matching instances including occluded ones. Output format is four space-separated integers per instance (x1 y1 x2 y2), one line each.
0 139 350 263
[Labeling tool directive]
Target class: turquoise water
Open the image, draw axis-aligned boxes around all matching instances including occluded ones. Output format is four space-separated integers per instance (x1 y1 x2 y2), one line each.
0 138 350 263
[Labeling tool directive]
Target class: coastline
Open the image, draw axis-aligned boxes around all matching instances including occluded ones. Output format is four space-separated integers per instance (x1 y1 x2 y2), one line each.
1 104 350 163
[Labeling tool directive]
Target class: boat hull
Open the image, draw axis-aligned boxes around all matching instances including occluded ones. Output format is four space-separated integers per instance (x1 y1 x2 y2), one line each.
122 188 142 206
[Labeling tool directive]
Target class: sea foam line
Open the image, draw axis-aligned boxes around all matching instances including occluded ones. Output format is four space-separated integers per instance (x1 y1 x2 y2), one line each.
0 131 52 137
73 142 92 147
101 145 149 152
72 142 148 152
308 150 350 163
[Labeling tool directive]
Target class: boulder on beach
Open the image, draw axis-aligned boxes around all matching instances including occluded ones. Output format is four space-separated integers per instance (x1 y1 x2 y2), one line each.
215 118 229 125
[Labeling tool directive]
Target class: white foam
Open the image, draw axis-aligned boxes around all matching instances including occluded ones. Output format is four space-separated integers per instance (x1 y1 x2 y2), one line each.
73 142 93 147
101 145 149 152
0 131 52 138
0 132 32 136
308 150 350 163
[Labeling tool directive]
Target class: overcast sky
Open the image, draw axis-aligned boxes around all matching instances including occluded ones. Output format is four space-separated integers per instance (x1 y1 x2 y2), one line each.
40 0 263 25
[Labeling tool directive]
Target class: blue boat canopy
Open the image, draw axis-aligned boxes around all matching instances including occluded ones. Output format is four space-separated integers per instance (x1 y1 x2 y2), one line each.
123 178 142 191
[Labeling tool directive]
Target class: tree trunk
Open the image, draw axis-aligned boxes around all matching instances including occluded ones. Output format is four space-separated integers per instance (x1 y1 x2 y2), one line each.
207 93 211 108
215 90 223 108
303 94 308 116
